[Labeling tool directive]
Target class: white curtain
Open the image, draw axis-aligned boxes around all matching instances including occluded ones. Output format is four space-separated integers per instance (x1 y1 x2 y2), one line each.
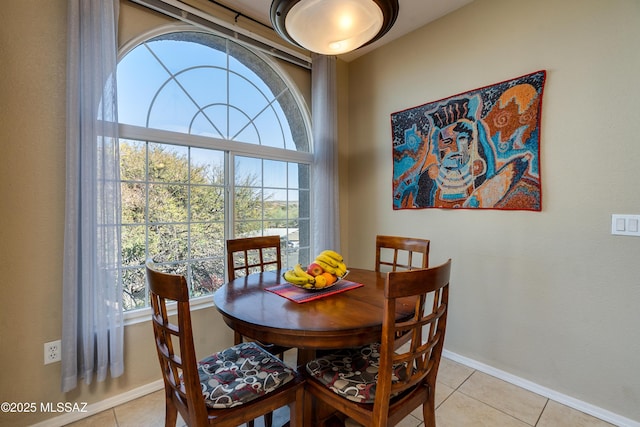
62 0 124 392
311 54 340 254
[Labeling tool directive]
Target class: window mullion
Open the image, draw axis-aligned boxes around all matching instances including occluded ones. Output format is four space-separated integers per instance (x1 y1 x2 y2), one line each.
226 151 234 242
187 147 192 287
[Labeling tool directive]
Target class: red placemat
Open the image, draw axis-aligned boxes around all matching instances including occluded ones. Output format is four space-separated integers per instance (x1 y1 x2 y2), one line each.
266 280 364 304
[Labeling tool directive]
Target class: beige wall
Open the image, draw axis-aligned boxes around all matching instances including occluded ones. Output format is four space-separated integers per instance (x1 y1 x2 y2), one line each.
2 1 71 425
343 0 640 422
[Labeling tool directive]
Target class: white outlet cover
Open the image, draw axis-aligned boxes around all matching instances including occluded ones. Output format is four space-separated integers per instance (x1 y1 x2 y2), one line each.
44 340 61 364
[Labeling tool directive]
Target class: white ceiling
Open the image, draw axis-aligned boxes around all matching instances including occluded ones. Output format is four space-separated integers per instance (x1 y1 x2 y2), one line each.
211 0 474 61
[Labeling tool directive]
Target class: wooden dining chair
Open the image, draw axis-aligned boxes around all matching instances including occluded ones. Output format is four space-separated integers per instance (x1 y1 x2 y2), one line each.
304 259 452 427
375 235 430 272
227 235 283 280
146 260 304 427
226 236 293 361
226 235 295 427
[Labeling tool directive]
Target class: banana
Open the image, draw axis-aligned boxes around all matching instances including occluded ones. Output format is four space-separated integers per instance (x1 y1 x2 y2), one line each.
335 263 347 277
294 263 316 283
316 253 341 268
316 254 348 277
283 269 310 285
320 250 343 262
314 259 337 275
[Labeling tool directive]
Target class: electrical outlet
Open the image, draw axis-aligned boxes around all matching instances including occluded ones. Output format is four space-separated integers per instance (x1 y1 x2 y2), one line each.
44 340 61 364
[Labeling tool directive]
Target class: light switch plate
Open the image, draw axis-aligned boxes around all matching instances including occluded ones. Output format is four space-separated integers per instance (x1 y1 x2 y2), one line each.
611 214 640 236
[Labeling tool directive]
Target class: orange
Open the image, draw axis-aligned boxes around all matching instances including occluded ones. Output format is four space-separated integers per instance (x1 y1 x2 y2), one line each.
321 272 337 285
314 275 327 288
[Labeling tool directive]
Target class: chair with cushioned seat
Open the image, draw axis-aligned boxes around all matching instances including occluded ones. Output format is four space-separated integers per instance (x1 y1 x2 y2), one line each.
226 235 293 358
227 235 283 280
376 235 432 347
375 235 430 272
303 259 452 427
146 260 304 427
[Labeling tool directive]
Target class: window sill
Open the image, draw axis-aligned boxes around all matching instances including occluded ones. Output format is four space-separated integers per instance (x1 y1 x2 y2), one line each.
123 294 216 326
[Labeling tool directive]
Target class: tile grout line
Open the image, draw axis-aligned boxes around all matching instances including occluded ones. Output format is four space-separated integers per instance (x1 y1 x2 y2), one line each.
447 369 548 427
431 365 476 422
534 399 551 427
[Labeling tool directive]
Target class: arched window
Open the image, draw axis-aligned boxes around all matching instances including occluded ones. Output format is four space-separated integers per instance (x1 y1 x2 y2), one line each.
117 28 312 313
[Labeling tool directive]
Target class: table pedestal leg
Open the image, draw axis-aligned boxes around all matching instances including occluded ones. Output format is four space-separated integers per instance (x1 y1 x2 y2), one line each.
296 348 316 368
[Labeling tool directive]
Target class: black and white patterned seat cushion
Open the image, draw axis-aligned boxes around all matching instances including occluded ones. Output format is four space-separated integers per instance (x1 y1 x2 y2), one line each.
305 343 409 403
197 342 296 408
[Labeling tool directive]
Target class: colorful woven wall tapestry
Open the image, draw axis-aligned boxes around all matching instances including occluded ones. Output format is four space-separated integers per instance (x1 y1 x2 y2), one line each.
391 70 546 211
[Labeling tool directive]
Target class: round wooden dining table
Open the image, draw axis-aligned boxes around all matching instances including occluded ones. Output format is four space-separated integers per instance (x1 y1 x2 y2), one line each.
213 267 416 365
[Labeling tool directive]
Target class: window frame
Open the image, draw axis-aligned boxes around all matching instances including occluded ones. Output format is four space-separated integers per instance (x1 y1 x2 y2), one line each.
118 25 313 323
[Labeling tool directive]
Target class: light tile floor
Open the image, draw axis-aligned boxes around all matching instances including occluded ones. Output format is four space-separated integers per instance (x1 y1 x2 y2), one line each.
66 355 615 427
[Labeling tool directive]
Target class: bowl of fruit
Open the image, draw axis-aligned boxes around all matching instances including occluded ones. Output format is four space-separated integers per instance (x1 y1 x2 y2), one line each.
283 250 348 290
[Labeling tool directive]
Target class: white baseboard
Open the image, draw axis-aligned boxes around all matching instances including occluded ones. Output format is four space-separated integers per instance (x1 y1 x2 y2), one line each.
29 380 164 427
442 350 639 427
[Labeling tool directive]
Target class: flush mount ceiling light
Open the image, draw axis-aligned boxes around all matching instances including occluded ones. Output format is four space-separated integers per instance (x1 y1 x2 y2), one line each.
270 0 399 55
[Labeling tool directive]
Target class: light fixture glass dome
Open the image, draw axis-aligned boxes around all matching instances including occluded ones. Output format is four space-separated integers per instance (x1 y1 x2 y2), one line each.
271 0 399 55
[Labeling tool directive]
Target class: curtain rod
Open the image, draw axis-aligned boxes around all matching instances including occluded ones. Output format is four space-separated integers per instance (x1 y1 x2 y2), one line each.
129 0 312 69
207 0 273 31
